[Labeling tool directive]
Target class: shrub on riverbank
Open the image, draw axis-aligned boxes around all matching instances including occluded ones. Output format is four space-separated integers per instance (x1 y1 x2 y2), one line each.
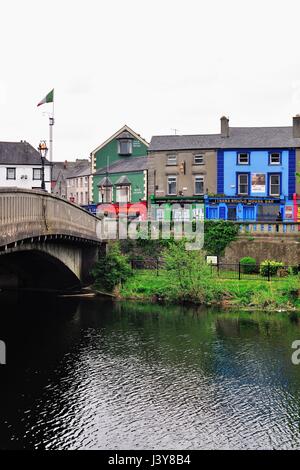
240 257 257 274
260 260 284 277
163 241 223 303
121 269 299 310
92 242 132 292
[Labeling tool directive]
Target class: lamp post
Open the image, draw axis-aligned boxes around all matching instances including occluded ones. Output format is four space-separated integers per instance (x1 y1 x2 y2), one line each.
38 140 48 191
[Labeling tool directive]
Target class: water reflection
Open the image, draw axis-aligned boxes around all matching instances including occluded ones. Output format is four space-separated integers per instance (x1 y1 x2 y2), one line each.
0 294 300 449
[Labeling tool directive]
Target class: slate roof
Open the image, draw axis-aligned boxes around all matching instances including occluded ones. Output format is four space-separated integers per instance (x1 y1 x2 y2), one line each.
94 156 148 175
115 175 131 186
97 176 113 187
52 159 90 181
149 127 300 151
0 141 50 165
117 131 135 140
68 165 91 178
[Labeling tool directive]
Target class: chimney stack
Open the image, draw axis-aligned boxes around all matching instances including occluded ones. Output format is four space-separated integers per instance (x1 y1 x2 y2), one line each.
221 116 230 138
64 160 68 169
293 115 300 138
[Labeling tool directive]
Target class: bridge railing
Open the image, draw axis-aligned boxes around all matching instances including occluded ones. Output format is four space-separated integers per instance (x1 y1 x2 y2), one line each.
0 188 99 247
235 221 300 235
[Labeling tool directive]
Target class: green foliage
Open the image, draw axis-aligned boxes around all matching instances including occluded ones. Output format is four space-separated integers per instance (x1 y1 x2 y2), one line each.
260 260 284 277
204 220 239 256
240 257 257 274
120 268 299 310
162 240 222 303
92 242 132 292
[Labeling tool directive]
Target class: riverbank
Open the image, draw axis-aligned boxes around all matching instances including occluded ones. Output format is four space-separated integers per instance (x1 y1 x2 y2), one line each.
119 270 300 311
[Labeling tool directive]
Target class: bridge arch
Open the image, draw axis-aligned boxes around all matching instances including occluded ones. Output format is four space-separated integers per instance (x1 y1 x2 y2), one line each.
0 247 82 291
0 189 105 290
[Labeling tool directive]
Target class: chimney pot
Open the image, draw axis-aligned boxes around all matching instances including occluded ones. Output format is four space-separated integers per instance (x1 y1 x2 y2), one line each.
221 116 230 138
293 115 300 138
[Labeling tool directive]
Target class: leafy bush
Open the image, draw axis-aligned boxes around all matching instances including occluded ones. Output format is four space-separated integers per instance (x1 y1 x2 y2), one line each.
289 266 300 276
240 257 257 274
92 242 132 292
162 240 222 303
204 220 240 256
260 260 284 277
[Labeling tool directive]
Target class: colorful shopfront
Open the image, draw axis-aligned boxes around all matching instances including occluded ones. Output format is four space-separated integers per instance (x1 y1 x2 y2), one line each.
216 148 297 222
205 196 289 221
150 196 205 221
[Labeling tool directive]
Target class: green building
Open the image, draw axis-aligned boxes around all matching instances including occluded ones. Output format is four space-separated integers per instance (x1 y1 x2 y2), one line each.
91 125 149 204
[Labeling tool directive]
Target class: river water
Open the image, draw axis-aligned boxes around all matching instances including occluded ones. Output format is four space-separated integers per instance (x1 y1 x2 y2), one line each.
0 293 300 450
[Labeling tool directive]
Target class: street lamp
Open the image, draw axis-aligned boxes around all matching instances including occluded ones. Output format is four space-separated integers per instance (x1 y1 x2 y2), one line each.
38 140 48 191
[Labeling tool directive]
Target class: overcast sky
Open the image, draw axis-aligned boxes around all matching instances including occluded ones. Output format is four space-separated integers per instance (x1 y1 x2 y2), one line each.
1 0 300 161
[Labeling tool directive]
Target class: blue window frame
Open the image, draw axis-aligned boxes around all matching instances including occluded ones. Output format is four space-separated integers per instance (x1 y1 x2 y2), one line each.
236 172 250 196
267 173 281 197
268 151 282 166
237 152 250 165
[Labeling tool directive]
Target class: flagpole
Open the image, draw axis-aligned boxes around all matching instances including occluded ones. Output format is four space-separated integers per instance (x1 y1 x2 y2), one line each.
49 99 54 191
49 99 54 163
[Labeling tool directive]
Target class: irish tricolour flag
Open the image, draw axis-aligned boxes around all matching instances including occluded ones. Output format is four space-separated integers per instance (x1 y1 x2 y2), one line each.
37 89 54 107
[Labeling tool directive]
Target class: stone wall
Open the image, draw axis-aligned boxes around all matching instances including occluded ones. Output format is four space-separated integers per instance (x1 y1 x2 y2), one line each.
221 235 300 266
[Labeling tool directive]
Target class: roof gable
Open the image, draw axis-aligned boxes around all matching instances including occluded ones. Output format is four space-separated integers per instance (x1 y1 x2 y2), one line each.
91 125 149 155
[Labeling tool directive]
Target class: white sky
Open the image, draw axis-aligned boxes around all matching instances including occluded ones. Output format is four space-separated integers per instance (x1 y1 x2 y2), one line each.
1 0 300 161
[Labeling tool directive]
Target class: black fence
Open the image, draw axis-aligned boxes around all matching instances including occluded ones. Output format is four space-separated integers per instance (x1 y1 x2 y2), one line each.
130 258 300 281
210 263 300 281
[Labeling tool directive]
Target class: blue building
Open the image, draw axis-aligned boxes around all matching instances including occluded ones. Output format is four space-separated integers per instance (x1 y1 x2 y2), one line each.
208 117 300 222
149 116 300 222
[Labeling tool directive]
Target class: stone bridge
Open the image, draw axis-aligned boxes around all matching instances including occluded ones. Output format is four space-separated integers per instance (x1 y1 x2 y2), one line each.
0 188 103 291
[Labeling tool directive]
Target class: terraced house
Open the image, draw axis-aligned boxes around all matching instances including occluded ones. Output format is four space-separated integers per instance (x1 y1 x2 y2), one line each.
148 116 300 222
91 125 149 209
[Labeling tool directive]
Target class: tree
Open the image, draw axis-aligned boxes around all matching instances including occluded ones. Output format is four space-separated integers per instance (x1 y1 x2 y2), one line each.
204 220 239 256
92 242 132 292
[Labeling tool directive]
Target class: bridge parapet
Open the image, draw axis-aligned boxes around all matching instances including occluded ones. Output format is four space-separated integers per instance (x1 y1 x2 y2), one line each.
0 188 99 247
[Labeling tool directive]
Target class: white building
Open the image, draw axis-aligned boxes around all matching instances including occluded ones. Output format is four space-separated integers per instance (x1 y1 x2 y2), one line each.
0 141 51 192
66 164 92 206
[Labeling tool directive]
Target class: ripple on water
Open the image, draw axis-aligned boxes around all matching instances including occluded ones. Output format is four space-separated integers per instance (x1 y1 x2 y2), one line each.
2 301 300 450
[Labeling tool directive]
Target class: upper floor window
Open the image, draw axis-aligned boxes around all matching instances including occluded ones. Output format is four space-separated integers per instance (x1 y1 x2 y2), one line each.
167 176 177 195
167 154 177 166
269 174 280 196
194 175 204 195
99 186 113 203
237 153 250 165
6 168 16 180
118 139 133 156
269 152 281 165
194 155 204 165
238 173 249 195
33 168 42 180
116 185 130 203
